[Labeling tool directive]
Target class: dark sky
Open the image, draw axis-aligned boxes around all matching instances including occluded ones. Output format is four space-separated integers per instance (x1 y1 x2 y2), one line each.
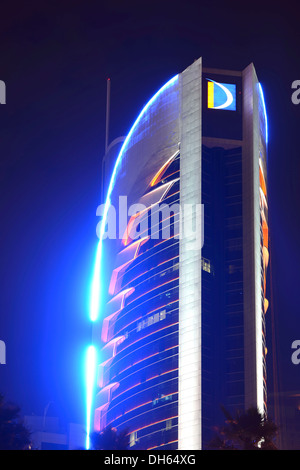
0 0 299 427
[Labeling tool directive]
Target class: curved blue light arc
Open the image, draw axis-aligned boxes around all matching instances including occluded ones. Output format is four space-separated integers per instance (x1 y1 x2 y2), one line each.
89 73 179 323
85 73 179 449
258 83 268 146
85 344 97 450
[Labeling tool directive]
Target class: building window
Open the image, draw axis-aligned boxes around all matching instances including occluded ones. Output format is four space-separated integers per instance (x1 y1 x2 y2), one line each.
129 431 138 447
202 258 211 273
166 419 172 430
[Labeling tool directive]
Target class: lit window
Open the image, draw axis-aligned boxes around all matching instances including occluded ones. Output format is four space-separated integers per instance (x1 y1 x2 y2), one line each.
130 431 138 447
202 258 211 273
166 419 172 430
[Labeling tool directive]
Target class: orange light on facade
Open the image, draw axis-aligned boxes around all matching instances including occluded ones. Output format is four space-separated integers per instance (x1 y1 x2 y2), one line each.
122 211 144 247
259 159 267 196
149 152 178 187
130 415 178 435
101 288 135 343
263 246 269 268
262 218 269 250
109 237 149 295
264 298 269 313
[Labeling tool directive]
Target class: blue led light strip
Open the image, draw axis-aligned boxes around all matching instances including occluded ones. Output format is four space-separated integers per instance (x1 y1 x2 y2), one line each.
90 74 179 323
258 83 268 146
85 74 179 449
85 344 97 450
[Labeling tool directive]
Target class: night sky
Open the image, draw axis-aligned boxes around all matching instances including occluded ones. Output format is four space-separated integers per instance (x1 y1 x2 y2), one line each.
0 0 299 428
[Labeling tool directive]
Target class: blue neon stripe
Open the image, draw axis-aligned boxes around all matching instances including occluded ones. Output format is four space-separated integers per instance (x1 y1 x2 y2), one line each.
89 74 179 323
258 83 268 146
86 74 179 449
85 344 97 450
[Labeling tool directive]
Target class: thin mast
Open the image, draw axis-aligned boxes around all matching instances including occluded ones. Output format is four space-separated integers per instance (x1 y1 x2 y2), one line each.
105 78 111 153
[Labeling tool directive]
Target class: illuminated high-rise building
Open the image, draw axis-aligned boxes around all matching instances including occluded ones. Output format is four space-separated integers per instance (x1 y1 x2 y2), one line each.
88 57 269 450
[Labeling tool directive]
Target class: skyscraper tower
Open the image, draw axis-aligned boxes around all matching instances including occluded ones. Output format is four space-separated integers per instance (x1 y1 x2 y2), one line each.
89 57 269 450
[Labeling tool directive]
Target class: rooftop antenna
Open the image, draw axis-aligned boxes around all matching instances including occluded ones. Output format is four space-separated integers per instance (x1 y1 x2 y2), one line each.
105 77 111 154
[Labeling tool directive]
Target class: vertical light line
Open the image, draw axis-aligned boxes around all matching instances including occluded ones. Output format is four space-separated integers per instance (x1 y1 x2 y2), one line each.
85 345 97 450
258 83 268 146
105 78 111 153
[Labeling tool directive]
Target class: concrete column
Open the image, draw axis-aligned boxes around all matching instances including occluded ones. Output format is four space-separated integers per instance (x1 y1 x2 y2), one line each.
178 57 202 450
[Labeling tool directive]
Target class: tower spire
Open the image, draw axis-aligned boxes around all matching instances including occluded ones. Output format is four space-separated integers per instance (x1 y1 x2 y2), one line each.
105 78 111 153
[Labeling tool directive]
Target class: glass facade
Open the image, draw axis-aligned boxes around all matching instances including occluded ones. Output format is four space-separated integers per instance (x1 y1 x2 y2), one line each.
103 156 180 450
201 145 245 445
91 59 268 450
94 76 181 450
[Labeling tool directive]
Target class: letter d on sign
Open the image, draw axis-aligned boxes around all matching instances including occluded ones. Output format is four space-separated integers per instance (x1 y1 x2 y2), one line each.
0 81 6 104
